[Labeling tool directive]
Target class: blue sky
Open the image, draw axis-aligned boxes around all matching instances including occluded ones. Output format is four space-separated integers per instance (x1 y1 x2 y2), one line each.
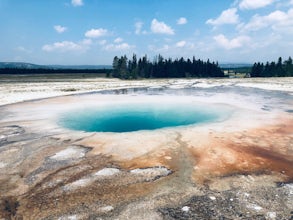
0 0 292 65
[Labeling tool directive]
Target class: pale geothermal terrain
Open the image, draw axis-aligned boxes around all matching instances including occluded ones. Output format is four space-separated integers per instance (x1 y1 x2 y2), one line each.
0 76 292 219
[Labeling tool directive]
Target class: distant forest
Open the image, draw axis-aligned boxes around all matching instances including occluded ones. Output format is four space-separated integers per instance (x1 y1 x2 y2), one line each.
251 57 293 77
111 54 224 79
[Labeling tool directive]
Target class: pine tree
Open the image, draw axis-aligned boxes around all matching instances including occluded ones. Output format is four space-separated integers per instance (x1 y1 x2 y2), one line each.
112 56 119 78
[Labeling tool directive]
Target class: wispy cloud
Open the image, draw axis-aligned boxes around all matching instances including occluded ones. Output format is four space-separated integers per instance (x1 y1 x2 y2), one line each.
54 25 67 33
42 41 82 52
175 41 186 47
239 0 275 10
114 37 123 43
71 0 83 7
99 40 107 45
177 17 187 25
85 28 109 38
135 21 143 35
148 44 170 53
206 8 239 26
103 43 134 51
151 19 175 35
16 46 32 54
42 40 91 52
82 38 92 45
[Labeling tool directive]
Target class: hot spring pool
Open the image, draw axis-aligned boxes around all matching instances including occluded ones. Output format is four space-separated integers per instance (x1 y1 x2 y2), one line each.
59 102 229 133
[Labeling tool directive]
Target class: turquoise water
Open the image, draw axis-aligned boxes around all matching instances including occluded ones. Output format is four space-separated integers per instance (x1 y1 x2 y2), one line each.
59 103 224 133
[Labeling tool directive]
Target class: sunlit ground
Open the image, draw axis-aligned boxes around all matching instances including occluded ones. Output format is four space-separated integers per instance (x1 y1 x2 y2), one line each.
0 77 292 219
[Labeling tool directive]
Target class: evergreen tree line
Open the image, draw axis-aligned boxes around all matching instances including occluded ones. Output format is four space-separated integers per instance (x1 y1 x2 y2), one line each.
112 54 224 79
251 57 293 77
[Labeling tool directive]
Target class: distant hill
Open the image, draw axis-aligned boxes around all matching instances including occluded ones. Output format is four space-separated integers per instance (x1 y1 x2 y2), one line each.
0 62 46 69
0 62 112 70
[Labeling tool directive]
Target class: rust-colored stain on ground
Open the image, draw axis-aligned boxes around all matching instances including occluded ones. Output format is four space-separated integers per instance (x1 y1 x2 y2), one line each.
0 110 292 219
189 119 293 184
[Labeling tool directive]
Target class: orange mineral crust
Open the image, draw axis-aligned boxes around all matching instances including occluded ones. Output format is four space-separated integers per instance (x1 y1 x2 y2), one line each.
0 85 292 219
188 119 293 184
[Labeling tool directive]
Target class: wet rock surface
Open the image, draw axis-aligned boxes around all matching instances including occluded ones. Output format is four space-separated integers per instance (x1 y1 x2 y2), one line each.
0 125 25 146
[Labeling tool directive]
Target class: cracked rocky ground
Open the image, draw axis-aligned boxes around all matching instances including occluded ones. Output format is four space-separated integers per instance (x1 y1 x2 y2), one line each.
0 79 292 219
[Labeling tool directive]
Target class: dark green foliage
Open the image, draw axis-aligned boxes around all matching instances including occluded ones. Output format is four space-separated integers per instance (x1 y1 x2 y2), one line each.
251 57 293 77
112 54 224 79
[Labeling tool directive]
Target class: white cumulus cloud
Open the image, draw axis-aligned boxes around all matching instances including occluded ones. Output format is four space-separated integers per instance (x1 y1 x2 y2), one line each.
175 41 186 47
214 34 251 50
71 0 83 7
42 41 82 52
239 9 293 32
239 0 275 10
206 8 239 26
177 17 187 25
85 28 108 38
151 19 174 35
54 25 67 33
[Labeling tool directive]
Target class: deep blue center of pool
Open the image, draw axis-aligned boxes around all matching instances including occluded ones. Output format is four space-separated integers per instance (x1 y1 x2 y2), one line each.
59 103 223 133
